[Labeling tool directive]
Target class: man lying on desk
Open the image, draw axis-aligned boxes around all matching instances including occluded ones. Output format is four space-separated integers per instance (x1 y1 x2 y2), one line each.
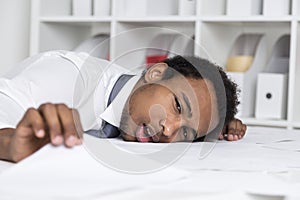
0 51 247 162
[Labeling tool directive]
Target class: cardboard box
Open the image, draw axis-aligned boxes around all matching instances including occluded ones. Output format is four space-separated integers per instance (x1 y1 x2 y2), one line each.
255 73 288 119
226 34 267 117
226 0 262 16
226 34 263 72
263 0 290 16
265 35 290 74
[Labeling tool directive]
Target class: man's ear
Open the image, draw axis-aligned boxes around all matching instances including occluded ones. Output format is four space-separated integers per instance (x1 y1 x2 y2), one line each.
144 63 168 83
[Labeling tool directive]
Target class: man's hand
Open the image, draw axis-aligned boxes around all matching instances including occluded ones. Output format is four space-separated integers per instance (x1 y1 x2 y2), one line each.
5 103 83 162
219 118 247 141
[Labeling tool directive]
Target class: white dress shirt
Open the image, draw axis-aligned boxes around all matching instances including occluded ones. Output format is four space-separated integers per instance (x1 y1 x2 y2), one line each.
0 50 142 132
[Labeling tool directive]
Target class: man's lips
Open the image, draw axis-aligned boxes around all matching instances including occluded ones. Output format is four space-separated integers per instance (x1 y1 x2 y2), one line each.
136 124 159 142
136 125 150 142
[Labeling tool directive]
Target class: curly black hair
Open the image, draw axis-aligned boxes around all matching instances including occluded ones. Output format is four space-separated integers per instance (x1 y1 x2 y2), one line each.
162 55 239 135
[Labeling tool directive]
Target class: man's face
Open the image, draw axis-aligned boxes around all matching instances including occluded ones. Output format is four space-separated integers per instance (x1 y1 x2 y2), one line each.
120 63 219 143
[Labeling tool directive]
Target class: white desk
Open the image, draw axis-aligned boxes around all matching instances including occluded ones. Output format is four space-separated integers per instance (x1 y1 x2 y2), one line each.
0 127 299 200
0 160 13 174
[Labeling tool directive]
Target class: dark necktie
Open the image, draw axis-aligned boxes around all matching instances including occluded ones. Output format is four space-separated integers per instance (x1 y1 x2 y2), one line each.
85 74 133 138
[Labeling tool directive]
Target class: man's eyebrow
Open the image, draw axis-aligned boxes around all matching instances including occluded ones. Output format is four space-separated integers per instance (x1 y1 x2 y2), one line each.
182 92 192 118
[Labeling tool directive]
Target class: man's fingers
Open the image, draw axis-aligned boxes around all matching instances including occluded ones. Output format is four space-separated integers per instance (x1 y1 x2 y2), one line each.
56 104 81 147
227 121 236 141
218 134 224 140
19 103 82 147
72 109 83 145
17 108 45 138
38 103 63 145
241 124 247 138
218 126 227 140
226 119 242 141
234 119 246 139
38 103 83 147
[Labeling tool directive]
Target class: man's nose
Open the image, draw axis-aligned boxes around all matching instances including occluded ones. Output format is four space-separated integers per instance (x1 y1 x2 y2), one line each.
160 117 181 138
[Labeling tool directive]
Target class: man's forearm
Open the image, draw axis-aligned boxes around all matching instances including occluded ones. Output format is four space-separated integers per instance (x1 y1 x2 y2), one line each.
0 128 14 161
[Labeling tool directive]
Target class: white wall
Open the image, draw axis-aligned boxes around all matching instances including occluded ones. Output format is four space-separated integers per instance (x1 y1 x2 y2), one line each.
0 0 31 76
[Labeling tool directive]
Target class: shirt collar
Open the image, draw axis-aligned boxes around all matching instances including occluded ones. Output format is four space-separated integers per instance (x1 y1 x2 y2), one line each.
99 74 141 127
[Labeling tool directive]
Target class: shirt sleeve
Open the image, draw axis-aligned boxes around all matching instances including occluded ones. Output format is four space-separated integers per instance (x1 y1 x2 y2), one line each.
0 92 25 129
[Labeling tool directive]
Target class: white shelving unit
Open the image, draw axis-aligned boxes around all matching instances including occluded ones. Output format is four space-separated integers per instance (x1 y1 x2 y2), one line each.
30 0 300 130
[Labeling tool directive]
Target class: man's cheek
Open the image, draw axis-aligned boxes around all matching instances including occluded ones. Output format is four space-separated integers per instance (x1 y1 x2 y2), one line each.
149 104 167 125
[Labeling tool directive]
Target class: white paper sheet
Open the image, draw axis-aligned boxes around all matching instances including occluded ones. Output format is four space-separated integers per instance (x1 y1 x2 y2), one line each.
173 142 300 172
0 136 188 200
234 126 300 145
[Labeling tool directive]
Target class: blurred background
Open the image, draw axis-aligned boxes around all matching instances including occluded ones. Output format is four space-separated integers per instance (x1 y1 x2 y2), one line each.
0 0 31 76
